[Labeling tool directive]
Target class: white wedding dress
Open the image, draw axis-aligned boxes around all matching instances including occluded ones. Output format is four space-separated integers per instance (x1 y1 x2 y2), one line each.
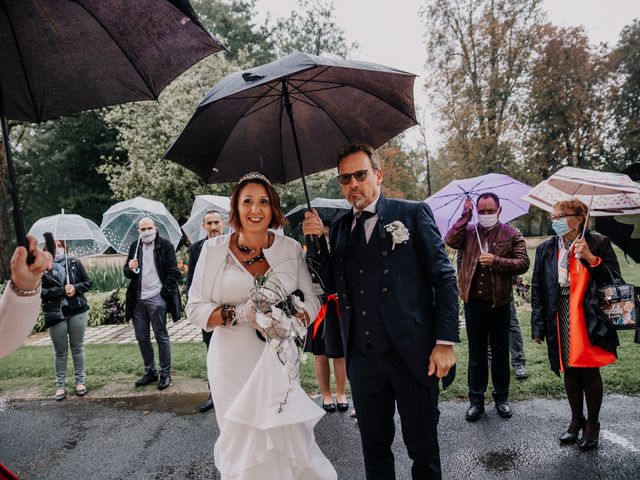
207 252 337 480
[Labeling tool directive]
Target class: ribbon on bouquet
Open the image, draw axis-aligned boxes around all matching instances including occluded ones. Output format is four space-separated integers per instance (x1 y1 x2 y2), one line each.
312 294 339 339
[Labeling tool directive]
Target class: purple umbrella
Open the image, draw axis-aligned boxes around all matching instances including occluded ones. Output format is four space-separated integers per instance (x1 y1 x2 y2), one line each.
425 173 532 239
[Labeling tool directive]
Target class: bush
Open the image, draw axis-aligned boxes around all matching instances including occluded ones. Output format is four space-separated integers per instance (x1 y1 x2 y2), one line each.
86 291 110 327
88 264 128 291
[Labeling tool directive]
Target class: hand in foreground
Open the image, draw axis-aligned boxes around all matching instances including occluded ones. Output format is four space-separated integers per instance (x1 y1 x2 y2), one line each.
301 209 324 237
128 259 139 271
572 238 596 263
428 344 456 378
11 236 52 291
478 252 496 266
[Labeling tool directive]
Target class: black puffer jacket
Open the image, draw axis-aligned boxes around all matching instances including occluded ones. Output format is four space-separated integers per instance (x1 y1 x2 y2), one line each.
530 231 620 375
41 256 92 329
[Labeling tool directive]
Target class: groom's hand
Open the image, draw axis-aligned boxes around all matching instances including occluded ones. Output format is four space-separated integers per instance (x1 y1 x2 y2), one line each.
302 209 323 237
428 344 456 378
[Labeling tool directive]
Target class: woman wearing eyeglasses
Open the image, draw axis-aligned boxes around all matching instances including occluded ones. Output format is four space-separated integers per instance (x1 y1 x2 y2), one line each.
530 198 620 450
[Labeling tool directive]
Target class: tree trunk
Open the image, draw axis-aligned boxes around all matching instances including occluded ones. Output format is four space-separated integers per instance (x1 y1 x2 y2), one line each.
0 139 15 281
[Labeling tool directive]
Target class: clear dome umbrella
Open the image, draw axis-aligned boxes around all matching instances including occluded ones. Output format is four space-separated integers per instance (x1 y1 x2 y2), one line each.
100 197 182 254
28 210 111 258
181 194 231 243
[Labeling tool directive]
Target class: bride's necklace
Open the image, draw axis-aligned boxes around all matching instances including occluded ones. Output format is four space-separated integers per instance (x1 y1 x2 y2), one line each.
237 234 271 265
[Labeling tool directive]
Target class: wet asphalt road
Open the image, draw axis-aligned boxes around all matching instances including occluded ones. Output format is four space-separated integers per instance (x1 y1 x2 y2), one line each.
1 394 639 479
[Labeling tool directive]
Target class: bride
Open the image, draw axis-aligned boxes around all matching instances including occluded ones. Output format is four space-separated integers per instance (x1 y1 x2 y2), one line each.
186 172 337 480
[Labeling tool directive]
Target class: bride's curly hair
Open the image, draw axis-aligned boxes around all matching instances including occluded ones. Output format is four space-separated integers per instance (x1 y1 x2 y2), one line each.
228 172 287 231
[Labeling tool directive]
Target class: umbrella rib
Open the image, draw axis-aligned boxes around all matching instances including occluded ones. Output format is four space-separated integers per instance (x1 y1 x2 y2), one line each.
73 3 159 98
242 95 283 117
2 1 41 121
290 86 352 144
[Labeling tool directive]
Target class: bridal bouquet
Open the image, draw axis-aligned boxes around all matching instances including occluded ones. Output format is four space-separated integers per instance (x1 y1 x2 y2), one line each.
249 272 310 412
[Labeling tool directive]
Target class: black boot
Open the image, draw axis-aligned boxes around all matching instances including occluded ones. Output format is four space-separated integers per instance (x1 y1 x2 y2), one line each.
559 416 586 444
578 421 600 451
199 396 214 413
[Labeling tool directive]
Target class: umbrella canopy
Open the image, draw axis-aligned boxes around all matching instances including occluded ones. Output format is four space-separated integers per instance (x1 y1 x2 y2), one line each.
286 198 350 231
522 167 640 216
182 194 231 243
595 163 640 262
165 51 418 186
28 212 111 257
425 174 532 237
100 197 182 254
0 0 225 249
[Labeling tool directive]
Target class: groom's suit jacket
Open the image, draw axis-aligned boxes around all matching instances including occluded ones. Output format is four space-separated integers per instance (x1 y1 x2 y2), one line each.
312 193 460 386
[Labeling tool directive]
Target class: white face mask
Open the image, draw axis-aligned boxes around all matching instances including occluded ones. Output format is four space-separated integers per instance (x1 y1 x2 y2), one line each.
141 230 156 244
478 213 499 229
55 247 66 259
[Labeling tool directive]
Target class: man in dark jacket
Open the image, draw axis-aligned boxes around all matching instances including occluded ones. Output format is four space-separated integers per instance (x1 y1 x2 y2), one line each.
186 209 224 412
445 194 530 421
124 217 181 390
303 142 459 480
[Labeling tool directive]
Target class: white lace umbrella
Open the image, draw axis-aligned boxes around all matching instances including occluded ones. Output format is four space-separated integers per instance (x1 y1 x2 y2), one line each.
100 196 181 254
28 212 111 257
181 195 231 243
522 167 640 217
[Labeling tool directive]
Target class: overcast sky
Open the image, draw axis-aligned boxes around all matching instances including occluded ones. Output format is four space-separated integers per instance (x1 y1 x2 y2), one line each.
253 0 640 148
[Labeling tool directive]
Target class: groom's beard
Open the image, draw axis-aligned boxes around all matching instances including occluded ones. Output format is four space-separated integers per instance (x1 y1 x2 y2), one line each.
347 190 367 210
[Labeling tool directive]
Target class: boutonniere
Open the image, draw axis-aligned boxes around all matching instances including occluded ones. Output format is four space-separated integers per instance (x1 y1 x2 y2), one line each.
384 221 410 250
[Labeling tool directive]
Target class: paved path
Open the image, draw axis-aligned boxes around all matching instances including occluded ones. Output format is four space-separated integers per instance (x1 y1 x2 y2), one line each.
24 321 203 346
1 394 639 479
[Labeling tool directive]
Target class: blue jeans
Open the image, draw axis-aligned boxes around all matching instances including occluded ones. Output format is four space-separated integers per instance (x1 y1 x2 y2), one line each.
132 294 171 375
47 311 88 388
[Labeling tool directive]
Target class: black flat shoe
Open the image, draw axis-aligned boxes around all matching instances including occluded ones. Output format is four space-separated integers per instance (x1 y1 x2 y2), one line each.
199 397 214 413
465 404 485 421
55 389 66 402
336 402 349 412
560 417 586 444
578 422 600 451
157 374 171 390
135 372 158 387
496 402 512 419
322 402 336 413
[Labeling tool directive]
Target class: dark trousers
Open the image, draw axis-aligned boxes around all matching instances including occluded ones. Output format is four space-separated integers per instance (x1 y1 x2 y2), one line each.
464 298 510 405
348 348 441 480
509 302 526 367
132 293 171 375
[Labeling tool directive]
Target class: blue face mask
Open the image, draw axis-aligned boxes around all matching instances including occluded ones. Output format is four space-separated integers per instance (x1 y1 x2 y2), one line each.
552 218 572 237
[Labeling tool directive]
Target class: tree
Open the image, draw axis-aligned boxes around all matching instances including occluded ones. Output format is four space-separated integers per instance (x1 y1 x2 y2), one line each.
608 19 640 168
100 54 243 223
521 25 609 185
192 0 276 65
422 0 545 176
12 111 125 227
268 0 357 57
379 137 429 200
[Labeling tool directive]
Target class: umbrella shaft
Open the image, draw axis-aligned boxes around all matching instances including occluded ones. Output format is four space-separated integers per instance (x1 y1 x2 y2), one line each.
0 84 29 252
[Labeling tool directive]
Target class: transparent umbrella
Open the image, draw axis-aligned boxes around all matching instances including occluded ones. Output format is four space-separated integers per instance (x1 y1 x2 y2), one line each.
100 197 182 254
181 195 231 243
28 211 111 258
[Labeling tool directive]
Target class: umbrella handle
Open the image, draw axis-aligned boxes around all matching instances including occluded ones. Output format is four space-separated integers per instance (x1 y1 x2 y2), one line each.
306 234 321 255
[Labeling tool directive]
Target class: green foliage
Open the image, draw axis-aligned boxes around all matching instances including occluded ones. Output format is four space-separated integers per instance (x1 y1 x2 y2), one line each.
11 110 126 227
86 291 110 327
88 265 128 291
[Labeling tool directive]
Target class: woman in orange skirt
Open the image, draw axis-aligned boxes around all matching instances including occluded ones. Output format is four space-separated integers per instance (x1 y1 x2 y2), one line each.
531 199 620 450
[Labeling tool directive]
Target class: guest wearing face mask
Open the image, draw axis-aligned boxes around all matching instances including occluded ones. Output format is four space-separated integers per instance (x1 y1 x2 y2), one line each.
124 217 181 390
445 193 529 421
41 238 92 401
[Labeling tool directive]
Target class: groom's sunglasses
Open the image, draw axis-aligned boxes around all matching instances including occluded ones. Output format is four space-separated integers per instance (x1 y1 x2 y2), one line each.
337 169 369 185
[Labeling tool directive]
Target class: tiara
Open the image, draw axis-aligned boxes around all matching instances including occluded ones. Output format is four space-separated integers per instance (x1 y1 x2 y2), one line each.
238 171 271 186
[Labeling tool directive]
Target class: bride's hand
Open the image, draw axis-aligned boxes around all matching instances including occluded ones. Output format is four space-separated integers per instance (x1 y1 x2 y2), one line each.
235 299 257 325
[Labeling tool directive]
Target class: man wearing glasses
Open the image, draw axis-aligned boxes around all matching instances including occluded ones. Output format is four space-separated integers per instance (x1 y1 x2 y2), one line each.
445 194 529 422
303 141 459 480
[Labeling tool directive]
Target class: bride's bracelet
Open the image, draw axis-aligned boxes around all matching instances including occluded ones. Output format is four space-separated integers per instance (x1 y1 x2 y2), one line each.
221 304 237 326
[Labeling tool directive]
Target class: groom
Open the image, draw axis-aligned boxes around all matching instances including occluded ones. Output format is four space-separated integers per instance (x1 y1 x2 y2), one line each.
303 142 459 479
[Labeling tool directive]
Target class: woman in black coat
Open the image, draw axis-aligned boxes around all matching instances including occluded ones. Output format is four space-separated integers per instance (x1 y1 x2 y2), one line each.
531 199 620 450
41 239 92 401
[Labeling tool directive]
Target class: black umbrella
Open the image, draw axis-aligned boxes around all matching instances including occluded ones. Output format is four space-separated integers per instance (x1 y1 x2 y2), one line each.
164 51 418 209
0 0 226 251
595 163 640 262
286 197 351 231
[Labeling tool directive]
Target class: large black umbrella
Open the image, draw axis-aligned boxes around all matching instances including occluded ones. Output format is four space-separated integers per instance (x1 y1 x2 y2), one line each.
164 51 418 207
595 163 640 262
0 0 226 250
